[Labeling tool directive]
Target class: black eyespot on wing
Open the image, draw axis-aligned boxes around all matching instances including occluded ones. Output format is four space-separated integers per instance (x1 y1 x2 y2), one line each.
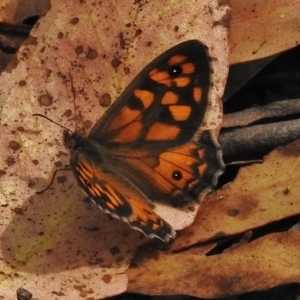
85 180 92 188
172 171 182 180
168 65 182 77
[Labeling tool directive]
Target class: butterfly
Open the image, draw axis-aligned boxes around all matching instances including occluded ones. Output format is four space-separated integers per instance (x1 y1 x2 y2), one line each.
38 40 224 242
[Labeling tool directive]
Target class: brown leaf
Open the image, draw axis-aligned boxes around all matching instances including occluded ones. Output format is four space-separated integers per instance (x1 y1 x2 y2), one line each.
0 0 50 71
230 0 300 64
128 232 300 297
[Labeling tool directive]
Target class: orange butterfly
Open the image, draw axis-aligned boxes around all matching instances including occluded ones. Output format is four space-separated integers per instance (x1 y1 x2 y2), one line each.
39 40 224 242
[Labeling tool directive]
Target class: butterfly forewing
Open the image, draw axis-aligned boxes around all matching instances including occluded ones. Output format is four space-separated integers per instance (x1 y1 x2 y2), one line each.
89 40 210 147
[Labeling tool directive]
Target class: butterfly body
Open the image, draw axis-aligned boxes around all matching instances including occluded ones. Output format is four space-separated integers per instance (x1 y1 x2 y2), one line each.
62 40 224 242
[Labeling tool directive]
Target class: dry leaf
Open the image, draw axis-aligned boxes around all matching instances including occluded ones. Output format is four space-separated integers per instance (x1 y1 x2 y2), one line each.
0 0 49 21
128 232 300 297
0 0 229 298
0 0 50 71
229 0 300 63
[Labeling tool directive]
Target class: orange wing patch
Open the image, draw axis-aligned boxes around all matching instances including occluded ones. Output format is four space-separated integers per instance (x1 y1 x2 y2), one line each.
112 121 144 143
173 77 191 87
168 55 187 65
133 89 154 108
198 163 208 176
146 123 180 141
168 105 191 121
193 87 203 102
161 91 179 105
180 62 195 74
126 196 166 231
107 106 141 132
149 69 172 86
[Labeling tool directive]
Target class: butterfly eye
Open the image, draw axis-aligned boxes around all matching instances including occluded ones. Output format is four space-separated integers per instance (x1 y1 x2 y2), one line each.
70 139 76 148
172 171 182 181
168 65 182 78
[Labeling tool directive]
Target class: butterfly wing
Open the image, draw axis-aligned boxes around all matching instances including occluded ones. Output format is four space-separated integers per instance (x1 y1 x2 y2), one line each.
88 40 223 207
90 40 210 146
71 147 175 242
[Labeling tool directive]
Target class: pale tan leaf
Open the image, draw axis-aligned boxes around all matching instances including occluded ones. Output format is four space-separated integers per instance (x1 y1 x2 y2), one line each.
0 0 229 298
0 0 49 22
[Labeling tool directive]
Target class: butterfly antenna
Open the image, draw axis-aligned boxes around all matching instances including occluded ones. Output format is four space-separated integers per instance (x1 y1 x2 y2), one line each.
33 73 79 133
33 113 73 133
69 73 78 132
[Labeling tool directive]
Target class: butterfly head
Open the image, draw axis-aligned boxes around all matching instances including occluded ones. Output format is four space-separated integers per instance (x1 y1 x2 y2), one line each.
63 129 80 150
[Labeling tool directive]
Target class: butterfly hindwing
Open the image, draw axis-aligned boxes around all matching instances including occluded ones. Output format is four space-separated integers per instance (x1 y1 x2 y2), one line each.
71 148 175 241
